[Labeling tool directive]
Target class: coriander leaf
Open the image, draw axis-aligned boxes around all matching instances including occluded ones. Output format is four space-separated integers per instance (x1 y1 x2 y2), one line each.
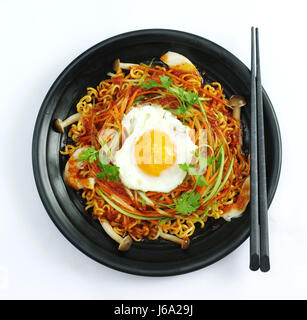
179 152 209 176
141 75 173 90
179 152 210 190
78 146 99 163
175 105 188 115
196 175 209 187
159 75 173 88
171 87 199 115
175 86 186 97
178 163 190 172
141 78 159 89
140 74 200 115
174 191 201 215
185 90 199 105
96 163 120 182
178 162 198 176
207 156 214 165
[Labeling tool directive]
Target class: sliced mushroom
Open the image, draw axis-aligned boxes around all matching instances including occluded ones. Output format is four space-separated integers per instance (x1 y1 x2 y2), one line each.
55 113 82 133
229 95 247 122
99 218 132 251
159 228 190 249
113 58 138 73
229 95 247 147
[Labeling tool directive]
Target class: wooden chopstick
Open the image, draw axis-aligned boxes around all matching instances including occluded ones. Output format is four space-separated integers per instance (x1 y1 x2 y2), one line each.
249 27 270 272
255 28 270 272
249 26 260 271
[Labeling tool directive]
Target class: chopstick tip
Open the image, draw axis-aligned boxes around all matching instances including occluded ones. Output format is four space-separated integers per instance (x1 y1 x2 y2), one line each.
260 255 270 272
249 254 260 271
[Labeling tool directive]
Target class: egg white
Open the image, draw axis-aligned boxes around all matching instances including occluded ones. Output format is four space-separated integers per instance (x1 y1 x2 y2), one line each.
114 104 197 192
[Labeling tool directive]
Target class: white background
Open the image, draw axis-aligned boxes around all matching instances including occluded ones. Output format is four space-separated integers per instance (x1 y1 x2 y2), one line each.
1 0 307 300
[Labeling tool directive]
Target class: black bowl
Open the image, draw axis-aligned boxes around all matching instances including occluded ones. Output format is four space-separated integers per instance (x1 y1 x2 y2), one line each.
32 29 282 276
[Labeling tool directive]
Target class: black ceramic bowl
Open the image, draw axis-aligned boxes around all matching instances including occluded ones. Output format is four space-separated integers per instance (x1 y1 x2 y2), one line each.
32 29 281 276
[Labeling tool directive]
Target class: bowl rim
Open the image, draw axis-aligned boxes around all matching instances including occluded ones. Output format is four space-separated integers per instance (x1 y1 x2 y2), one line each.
32 28 282 276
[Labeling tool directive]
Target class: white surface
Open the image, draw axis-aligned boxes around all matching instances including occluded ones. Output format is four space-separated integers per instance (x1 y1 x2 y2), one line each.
1 0 306 300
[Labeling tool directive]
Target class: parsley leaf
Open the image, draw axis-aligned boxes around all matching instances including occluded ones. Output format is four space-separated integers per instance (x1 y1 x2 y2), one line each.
159 74 173 88
174 191 201 215
178 163 190 172
78 146 99 163
141 78 160 89
96 162 120 182
179 152 212 189
196 175 208 187
179 152 210 176
185 90 199 105
176 105 189 115
141 75 199 114
174 89 199 115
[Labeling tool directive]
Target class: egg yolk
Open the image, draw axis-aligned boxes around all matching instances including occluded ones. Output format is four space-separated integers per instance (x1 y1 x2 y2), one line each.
134 130 176 176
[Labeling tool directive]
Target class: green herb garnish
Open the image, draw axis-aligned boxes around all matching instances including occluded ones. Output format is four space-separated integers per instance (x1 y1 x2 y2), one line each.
179 153 212 176
179 152 213 189
174 191 201 215
97 188 163 221
195 175 209 187
141 75 200 115
96 162 120 182
78 146 99 163
140 58 155 68
141 197 146 207
201 147 225 204
174 87 199 115
159 217 174 225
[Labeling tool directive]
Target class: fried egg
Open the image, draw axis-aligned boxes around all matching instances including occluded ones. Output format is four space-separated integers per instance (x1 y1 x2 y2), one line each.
114 104 197 192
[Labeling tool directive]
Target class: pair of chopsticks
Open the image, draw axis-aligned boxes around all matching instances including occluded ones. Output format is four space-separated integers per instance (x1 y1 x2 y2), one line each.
249 27 270 272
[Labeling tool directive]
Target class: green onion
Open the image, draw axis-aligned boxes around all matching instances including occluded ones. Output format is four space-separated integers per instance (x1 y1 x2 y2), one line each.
193 206 210 221
96 188 162 221
137 191 171 215
216 158 234 194
159 217 174 225
201 146 225 205
137 191 155 206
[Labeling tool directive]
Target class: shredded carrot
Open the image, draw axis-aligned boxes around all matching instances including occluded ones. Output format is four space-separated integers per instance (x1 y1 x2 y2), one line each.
126 87 141 113
63 60 250 243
